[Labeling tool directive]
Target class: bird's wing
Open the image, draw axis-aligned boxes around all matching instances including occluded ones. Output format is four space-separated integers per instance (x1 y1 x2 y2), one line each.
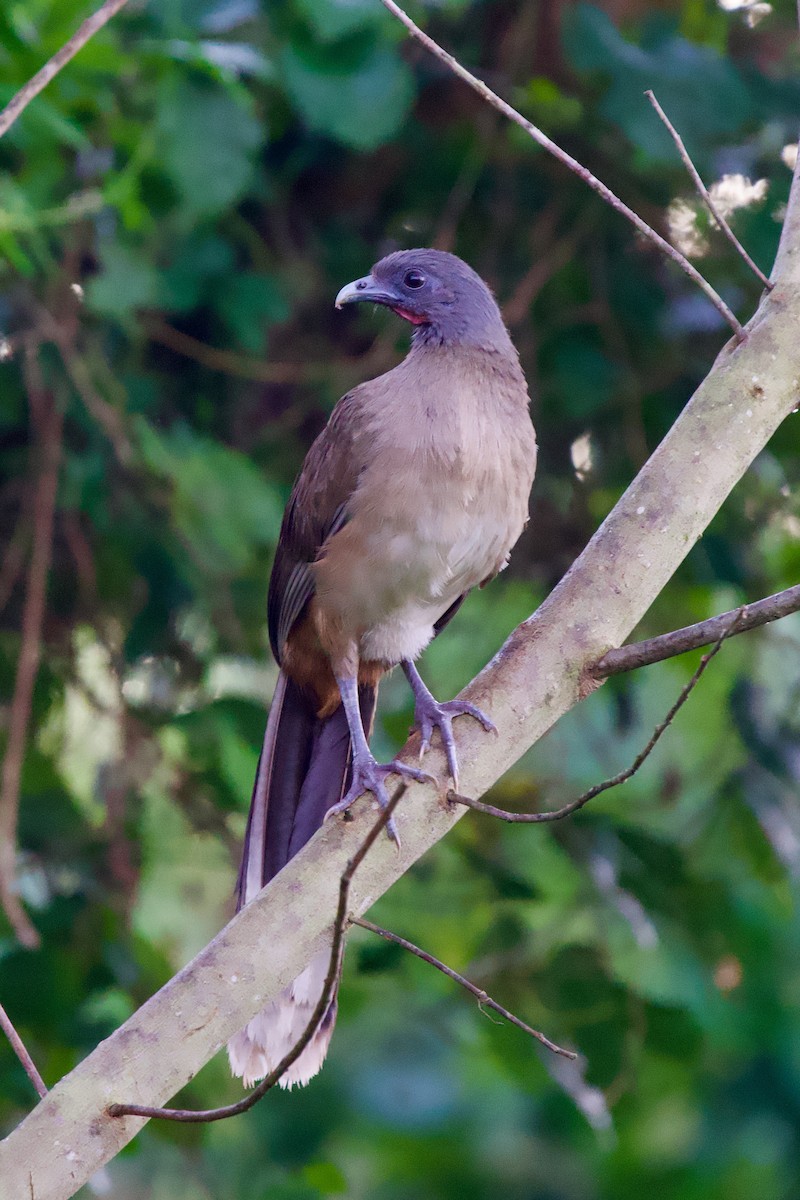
432 591 469 637
268 391 365 662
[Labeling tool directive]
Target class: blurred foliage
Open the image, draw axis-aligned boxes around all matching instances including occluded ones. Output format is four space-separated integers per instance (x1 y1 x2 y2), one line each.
2 0 800 1196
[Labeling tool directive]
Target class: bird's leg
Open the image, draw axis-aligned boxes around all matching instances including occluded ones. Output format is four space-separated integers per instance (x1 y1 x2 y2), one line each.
324 673 434 844
402 660 497 790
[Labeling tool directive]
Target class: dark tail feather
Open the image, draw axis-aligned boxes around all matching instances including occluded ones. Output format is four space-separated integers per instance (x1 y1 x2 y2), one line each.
237 670 377 905
230 670 377 1087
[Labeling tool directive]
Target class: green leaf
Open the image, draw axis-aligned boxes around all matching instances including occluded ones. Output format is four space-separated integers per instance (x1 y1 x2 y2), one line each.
281 44 414 150
216 271 290 351
518 77 583 131
548 338 620 420
86 243 161 320
605 913 714 1019
0 91 89 150
156 77 262 215
563 4 752 164
147 36 274 80
134 418 283 573
161 233 236 311
301 1163 348 1194
294 0 388 42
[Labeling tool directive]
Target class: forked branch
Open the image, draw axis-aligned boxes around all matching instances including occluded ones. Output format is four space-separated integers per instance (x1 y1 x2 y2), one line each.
450 611 743 824
379 0 745 338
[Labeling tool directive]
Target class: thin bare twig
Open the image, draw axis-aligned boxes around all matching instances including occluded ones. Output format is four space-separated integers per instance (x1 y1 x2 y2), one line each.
645 90 772 291
502 224 583 326
450 612 743 824
0 522 28 617
351 916 575 1059
0 353 63 949
61 509 97 603
108 784 410 1122
594 585 800 676
145 318 328 385
0 1002 47 1098
0 0 130 140
31 307 133 465
379 0 744 340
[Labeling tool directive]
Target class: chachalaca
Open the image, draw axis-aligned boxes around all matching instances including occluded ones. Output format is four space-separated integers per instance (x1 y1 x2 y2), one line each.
228 248 537 1087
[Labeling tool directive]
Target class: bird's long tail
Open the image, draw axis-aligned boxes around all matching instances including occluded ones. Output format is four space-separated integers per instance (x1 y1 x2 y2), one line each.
227 669 376 1088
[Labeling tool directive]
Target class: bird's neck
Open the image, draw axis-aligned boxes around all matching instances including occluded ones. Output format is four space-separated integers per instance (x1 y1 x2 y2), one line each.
403 338 526 398
371 341 529 457
411 316 516 357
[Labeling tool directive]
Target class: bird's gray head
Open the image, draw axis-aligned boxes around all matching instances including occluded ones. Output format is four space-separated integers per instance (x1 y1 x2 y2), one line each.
335 248 514 353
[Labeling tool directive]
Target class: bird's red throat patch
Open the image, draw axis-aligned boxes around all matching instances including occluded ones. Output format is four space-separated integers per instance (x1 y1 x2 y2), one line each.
390 306 427 325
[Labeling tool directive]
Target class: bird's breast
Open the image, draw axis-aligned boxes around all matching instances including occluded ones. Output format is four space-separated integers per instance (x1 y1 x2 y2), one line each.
313 400 536 664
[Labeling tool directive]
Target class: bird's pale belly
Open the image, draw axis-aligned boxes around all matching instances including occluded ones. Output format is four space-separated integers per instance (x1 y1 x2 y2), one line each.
324 488 523 665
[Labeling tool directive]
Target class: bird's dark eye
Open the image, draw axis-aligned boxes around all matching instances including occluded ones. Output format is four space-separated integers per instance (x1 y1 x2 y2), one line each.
404 270 426 289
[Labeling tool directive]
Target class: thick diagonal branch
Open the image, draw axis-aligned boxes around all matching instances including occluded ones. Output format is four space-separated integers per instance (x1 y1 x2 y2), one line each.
107 785 408 1122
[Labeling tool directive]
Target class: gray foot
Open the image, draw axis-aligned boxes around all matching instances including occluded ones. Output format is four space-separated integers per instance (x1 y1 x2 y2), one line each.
413 696 496 789
324 753 434 845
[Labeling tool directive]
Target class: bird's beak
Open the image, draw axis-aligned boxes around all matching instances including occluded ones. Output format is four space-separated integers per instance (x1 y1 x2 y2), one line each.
335 274 396 310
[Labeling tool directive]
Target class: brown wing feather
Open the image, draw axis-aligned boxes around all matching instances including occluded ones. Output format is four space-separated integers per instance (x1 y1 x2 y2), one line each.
268 391 367 663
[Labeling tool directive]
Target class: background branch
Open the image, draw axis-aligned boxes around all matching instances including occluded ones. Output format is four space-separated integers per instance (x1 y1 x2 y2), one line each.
0 352 62 950
145 318 328 385
594 583 800 676
645 89 772 290
351 917 575 1058
0 0 130 140
379 0 744 337
30 307 133 465
0 522 28 618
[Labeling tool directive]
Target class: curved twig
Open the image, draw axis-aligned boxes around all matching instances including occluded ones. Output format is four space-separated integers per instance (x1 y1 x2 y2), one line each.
351 916 575 1059
108 785 409 1122
450 611 743 824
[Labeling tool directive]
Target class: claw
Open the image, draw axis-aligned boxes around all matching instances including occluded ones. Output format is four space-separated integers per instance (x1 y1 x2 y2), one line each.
324 753 434 845
412 695 496 787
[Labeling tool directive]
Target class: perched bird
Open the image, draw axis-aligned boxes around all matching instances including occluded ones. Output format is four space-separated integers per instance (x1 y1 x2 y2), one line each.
228 248 537 1087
